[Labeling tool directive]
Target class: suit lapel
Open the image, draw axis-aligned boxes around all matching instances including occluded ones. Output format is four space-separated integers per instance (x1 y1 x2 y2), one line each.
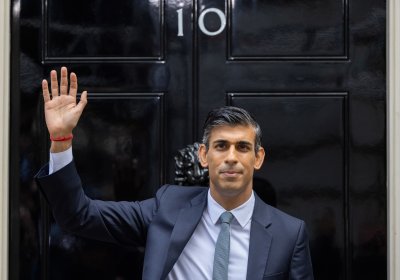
161 190 208 279
246 195 273 280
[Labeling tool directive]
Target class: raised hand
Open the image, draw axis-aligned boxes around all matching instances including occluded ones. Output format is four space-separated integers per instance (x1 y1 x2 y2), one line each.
42 67 87 152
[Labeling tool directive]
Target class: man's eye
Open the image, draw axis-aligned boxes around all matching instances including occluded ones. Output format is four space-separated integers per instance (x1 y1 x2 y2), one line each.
215 143 226 149
237 144 250 151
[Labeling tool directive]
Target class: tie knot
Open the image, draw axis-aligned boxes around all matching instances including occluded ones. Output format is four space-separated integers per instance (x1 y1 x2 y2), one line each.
220 211 234 224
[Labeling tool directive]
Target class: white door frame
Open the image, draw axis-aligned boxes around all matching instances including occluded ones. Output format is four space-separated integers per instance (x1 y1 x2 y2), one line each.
0 0 10 279
388 0 400 279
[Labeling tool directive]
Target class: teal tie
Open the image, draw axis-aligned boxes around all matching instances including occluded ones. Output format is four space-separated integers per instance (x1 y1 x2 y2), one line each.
213 211 234 280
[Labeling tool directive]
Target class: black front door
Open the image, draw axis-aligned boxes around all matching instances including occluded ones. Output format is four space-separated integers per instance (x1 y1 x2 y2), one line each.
11 0 386 279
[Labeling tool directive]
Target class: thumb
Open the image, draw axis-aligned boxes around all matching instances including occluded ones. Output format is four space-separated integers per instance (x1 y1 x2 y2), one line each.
77 91 88 111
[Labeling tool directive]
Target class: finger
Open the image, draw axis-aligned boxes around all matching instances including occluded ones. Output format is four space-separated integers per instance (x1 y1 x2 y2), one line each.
76 91 88 112
50 70 59 97
69 72 78 98
42 79 50 103
60 66 68 95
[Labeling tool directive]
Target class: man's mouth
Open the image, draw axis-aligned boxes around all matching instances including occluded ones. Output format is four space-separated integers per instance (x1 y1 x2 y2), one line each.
220 169 242 177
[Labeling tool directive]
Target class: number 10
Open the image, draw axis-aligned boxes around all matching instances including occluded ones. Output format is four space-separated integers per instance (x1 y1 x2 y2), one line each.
177 8 227 37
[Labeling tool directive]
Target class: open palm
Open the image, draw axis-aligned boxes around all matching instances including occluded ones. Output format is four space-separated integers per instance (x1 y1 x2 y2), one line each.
42 67 87 138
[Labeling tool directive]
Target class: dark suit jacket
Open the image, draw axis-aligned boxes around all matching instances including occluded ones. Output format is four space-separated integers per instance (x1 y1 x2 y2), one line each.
36 161 314 280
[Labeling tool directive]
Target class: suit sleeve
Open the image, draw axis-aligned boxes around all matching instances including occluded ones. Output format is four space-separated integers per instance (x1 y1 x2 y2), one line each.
289 221 314 280
35 161 168 247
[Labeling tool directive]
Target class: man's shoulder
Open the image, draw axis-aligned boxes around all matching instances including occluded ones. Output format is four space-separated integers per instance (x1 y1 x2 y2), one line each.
155 184 208 203
150 185 208 218
267 203 303 223
254 195 305 232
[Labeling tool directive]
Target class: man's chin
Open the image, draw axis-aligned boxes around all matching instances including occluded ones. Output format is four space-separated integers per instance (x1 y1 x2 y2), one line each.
216 184 247 197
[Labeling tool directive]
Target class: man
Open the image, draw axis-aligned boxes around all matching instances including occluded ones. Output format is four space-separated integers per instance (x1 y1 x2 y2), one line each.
36 67 314 280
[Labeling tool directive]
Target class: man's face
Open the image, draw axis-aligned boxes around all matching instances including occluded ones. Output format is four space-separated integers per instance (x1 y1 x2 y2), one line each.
198 125 265 208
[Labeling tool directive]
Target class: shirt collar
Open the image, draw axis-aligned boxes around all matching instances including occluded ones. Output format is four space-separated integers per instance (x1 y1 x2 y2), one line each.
207 189 255 228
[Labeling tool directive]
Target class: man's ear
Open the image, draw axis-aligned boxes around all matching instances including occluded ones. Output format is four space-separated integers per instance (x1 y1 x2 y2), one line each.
198 144 209 168
254 147 266 170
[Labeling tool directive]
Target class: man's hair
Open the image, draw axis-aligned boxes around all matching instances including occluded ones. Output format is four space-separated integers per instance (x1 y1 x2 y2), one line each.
202 106 262 152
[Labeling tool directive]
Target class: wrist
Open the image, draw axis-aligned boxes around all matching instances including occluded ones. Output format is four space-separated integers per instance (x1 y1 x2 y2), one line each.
50 134 73 142
50 140 72 153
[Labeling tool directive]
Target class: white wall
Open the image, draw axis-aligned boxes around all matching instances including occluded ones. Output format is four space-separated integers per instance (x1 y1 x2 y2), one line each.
0 0 10 279
388 0 400 279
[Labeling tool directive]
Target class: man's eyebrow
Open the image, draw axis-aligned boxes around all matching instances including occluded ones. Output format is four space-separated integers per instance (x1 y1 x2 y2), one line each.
211 139 253 146
212 139 228 144
237 140 252 146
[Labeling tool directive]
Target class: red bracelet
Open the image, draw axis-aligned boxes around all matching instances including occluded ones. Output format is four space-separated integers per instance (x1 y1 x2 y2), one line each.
50 134 74 141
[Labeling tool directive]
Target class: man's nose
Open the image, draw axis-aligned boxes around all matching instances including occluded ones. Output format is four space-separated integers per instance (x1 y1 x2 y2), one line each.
225 145 238 163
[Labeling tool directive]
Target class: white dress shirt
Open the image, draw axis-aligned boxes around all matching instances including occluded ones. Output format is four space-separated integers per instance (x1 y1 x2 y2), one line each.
49 147 73 174
166 190 254 280
49 148 254 279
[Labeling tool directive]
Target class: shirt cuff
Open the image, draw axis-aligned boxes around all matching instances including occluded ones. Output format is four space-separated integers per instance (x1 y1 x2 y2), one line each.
49 147 73 174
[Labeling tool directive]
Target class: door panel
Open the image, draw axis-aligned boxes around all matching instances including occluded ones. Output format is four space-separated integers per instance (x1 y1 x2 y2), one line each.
46 95 165 279
45 0 164 60
229 93 347 279
11 0 386 279
229 0 347 58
